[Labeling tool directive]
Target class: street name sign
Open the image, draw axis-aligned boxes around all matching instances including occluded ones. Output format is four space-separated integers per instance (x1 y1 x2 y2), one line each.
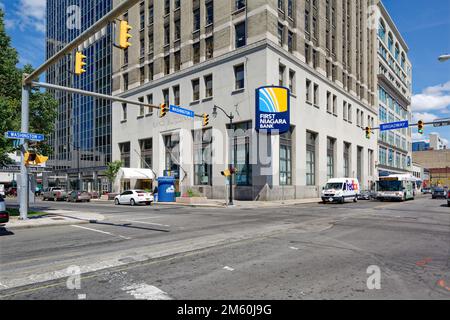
5 131 45 142
380 120 409 132
433 118 450 127
169 105 195 119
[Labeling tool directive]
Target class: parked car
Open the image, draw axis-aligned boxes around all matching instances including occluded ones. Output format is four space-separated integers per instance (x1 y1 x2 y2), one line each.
43 187 68 201
432 187 447 199
421 188 432 195
67 191 92 203
447 190 450 207
358 190 373 200
0 196 9 224
5 187 17 197
321 178 360 204
114 190 154 206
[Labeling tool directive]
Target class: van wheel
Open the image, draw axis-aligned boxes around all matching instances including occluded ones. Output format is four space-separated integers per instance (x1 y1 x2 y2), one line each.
354 197 358 203
340 197 345 204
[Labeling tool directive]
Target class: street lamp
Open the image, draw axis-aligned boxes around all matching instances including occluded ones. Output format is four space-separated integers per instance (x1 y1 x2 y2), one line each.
438 54 450 62
213 105 235 206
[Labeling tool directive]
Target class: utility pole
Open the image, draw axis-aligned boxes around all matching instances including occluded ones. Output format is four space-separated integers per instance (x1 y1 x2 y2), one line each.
19 80 30 220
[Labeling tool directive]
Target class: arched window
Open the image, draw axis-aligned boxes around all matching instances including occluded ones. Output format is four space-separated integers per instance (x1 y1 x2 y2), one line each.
378 19 386 40
388 32 393 52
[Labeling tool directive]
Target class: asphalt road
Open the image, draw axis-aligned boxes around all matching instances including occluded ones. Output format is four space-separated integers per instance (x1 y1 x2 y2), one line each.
0 196 449 300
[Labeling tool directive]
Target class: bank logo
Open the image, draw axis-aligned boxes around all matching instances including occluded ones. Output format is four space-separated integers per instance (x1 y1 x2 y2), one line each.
256 86 290 134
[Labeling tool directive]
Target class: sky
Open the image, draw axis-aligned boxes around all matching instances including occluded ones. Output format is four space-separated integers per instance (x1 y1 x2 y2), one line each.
1 0 449 146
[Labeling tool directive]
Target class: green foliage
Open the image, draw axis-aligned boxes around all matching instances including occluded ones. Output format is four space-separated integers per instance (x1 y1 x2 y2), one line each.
186 189 200 198
0 9 58 166
105 161 123 184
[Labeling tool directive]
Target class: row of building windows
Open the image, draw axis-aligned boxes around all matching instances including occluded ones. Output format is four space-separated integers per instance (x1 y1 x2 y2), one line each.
378 146 409 170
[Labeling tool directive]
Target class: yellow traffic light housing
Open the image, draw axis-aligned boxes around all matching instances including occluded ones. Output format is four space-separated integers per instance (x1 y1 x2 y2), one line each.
418 120 424 134
119 20 132 49
75 51 87 75
24 152 48 166
365 127 371 139
160 104 168 118
221 169 231 177
202 113 210 127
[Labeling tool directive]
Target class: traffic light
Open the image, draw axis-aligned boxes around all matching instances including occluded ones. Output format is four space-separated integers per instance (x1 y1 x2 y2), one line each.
24 152 48 166
418 120 424 134
365 127 371 139
74 51 87 75
221 169 231 177
160 104 168 118
119 20 132 49
202 113 210 127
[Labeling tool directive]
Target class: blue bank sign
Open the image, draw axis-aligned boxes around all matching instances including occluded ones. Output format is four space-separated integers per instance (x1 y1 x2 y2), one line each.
380 120 409 132
255 86 290 134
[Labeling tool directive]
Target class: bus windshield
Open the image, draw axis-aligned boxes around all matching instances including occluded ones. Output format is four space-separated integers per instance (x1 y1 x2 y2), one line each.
377 180 403 192
325 183 343 190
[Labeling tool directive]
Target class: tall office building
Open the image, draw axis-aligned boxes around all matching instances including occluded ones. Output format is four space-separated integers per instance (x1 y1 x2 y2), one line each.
46 0 112 192
110 0 386 200
376 1 413 176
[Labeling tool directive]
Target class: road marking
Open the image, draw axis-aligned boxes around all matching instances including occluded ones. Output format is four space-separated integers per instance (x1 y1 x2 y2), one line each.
223 266 234 271
0 283 8 289
289 246 299 250
70 225 131 240
122 283 171 300
124 220 170 228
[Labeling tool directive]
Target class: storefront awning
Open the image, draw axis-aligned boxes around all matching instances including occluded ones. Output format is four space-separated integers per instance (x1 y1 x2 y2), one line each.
119 168 155 180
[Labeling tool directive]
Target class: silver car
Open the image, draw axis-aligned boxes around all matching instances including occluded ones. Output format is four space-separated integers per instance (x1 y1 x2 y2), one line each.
0 196 9 224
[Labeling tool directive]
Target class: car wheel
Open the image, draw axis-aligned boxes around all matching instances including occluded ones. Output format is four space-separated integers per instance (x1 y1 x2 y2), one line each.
115 199 120 205
130 199 136 206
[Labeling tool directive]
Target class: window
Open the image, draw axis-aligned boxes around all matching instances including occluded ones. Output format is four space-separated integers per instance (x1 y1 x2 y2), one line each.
235 0 246 10
164 56 170 75
193 42 200 64
192 79 200 101
193 129 213 186
174 18 181 41
148 4 154 25
280 128 293 185
146 94 153 116
119 142 131 168
204 75 213 98
164 24 170 46
124 48 129 65
121 103 127 121
279 65 286 87
193 8 200 31
305 44 311 64
123 73 128 91
332 95 337 115
344 142 351 177
230 121 252 186
368 149 374 176
140 139 152 169
343 101 348 121
234 64 245 90
174 0 180 10
306 132 316 186
138 97 144 117
164 0 170 15
173 85 180 106
148 63 154 80
206 1 214 25
306 79 312 103
289 70 295 93
288 0 293 18
235 22 246 48
163 89 170 106
174 51 181 71
313 83 319 106
326 91 331 113
278 0 284 11
348 104 352 123
278 23 284 46
205 36 214 60
327 137 335 180
288 31 294 52
164 134 180 178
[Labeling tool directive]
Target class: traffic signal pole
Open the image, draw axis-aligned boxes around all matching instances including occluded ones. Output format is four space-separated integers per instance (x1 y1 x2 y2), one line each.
19 83 30 220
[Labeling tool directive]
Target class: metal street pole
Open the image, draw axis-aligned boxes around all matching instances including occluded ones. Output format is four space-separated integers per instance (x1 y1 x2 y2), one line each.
229 115 234 206
19 84 30 220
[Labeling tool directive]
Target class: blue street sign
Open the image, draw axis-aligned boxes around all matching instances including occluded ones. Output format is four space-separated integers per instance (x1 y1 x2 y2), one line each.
5 131 45 142
380 120 409 132
169 105 195 119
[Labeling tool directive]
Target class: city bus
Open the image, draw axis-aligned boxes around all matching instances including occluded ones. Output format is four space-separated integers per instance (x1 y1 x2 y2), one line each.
376 174 417 201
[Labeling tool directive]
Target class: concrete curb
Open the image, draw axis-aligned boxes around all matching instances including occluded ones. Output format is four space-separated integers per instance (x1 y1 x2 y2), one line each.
4 212 105 230
4 218 93 230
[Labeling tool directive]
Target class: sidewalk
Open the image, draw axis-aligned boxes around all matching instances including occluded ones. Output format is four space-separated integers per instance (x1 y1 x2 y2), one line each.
4 210 105 230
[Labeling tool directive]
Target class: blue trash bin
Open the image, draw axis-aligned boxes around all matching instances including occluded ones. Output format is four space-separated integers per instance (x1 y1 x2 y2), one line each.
157 177 176 202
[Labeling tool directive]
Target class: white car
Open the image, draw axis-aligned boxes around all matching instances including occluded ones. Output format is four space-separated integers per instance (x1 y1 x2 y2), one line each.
114 190 154 206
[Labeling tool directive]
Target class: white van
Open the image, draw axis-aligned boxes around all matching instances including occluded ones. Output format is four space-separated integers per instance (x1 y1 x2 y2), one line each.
321 178 360 204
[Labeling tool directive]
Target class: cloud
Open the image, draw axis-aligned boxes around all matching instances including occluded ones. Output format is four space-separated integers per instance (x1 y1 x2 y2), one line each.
411 133 428 142
412 112 439 123
412 81 450 112
7 0 46 33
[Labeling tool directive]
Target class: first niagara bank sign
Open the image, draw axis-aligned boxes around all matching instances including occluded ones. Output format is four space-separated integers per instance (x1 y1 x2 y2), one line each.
255 86 290 134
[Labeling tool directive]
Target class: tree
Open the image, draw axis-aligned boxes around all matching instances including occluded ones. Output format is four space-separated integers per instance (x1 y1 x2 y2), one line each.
0 9 57 166
105 161 123 192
